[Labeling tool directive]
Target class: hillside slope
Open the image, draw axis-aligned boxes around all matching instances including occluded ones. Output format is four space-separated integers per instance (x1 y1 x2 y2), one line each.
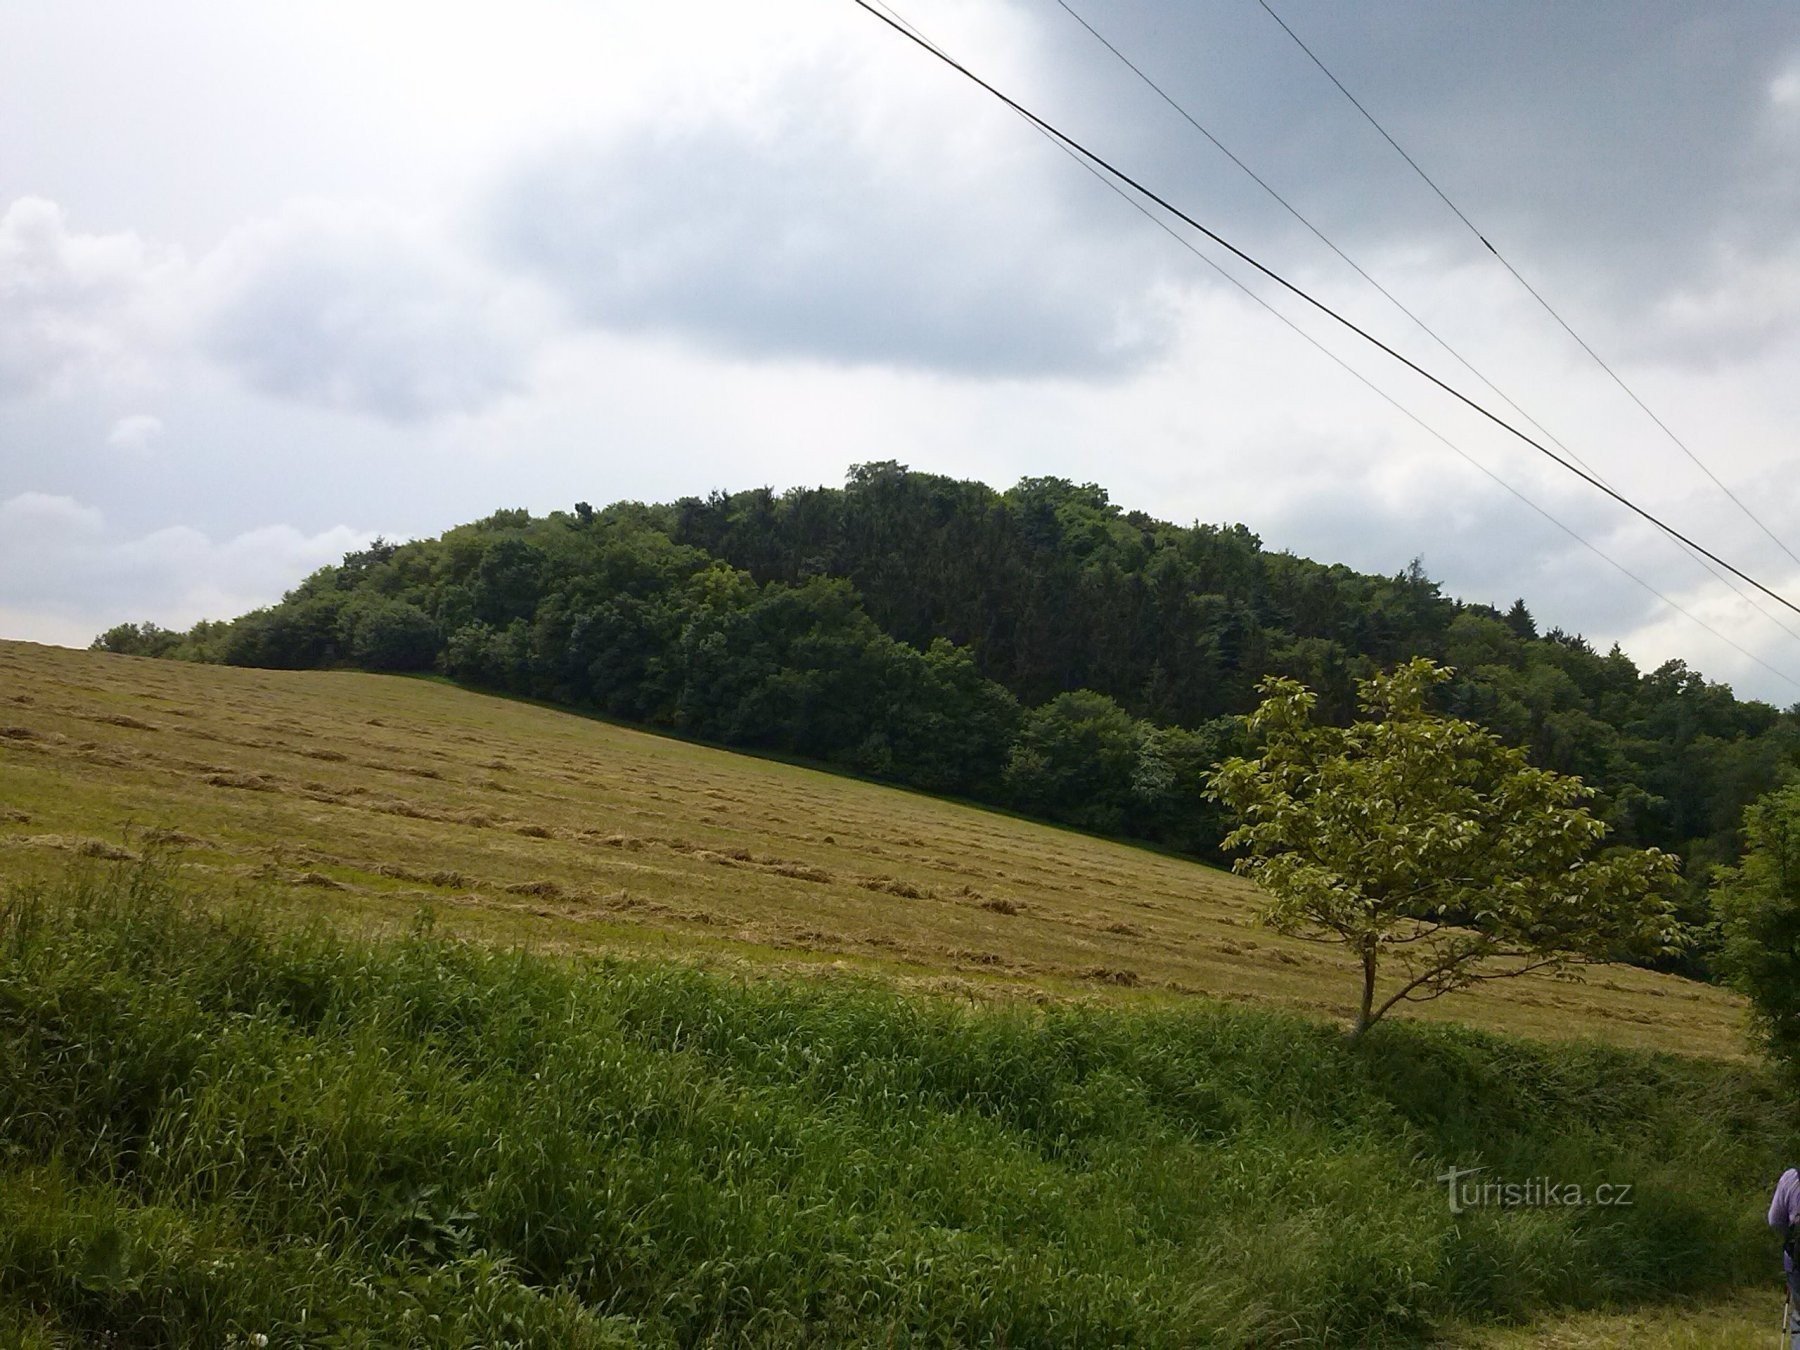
98 472 1800 944
0 640 1742 1055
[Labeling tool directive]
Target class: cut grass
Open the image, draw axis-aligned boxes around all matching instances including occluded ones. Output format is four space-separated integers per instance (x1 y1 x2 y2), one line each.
0 861 1793 1346
1456 1288 1784 1347
0 639 1746 1056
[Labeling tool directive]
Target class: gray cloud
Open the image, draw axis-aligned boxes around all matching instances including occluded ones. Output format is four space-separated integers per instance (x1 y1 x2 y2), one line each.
485 63 1180 377
200 204 545 422
1636 240 1800 366
1023 1 1800 362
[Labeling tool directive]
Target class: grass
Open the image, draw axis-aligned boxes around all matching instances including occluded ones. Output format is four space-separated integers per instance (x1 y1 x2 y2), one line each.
0 640 1745 1056
1 860 1794 1347
1454 1288 1791 1347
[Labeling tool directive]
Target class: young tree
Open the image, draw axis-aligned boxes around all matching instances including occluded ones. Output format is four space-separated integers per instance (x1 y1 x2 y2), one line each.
1715 784 1800 1066
1208 658 1683 1041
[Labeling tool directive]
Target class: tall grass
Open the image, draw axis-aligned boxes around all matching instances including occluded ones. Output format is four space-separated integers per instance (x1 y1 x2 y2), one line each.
1 862 1791 1346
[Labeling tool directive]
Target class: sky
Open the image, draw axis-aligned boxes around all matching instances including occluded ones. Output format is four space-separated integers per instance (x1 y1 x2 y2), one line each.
4 0 1800 702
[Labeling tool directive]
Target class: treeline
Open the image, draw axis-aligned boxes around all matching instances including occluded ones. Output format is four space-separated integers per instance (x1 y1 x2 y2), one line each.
98 464 1800 944
95 487 1239 855
662 468 1800 895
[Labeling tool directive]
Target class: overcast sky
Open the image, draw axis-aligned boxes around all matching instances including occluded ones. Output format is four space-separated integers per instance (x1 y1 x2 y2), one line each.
5 1 1800 702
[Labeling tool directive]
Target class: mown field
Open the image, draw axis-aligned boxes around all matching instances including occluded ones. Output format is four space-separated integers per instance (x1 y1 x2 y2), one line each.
0 640 1744 1056
3 639 1792 1346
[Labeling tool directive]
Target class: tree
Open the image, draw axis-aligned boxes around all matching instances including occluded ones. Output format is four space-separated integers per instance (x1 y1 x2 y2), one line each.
90 621 182 658
1003 690 1143 833
1715 784 1800 1066
1207 658 1684 1041
344 598 440 672
222 596 346 669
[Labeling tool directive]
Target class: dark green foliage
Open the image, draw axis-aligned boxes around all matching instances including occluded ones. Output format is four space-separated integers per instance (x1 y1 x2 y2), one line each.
97 466 1800 937
471 536 550 627
1004 690 1144 833
1134 718 1250 855
344 599 439 672
886 638 1023 795
444 619 532 691
221 596 348 670
1718 784 1800 1067
3 863 1792 1346
1505 598 1538 641
89 621 184 658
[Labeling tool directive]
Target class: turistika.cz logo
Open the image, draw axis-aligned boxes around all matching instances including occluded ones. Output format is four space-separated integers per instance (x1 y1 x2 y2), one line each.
1435 1166 1634 1215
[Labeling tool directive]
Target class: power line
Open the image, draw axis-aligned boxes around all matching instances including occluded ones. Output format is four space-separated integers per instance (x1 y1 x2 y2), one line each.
1252 0 1800 573
847 0 1800 624
1047 0 1610 483
1044 0 1800 651
863 0 1800 685
1034 115 1800 689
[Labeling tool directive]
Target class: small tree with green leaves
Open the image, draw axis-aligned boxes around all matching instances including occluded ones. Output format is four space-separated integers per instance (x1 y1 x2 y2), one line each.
1716 784 1800 1067
1207 657 1683 1041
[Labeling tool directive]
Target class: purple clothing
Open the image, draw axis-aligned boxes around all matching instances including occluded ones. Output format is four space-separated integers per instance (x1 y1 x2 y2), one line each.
1772 1168 1800 1292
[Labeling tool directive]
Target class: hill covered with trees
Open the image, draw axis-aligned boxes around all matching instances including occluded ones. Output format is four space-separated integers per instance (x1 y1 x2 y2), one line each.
97 463 1800 966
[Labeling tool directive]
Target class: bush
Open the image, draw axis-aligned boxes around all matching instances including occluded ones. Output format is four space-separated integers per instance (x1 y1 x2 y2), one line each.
89 622 183 658
443 619 531 690
1718 783 1800 1067
345 599 441 672
1004 690 1144 831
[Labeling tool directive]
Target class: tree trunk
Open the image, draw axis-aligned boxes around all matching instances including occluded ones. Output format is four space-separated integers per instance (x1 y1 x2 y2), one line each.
1350 940 1378 1043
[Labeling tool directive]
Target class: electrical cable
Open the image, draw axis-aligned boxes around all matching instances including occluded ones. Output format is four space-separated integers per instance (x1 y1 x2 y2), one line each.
1049 0 1609 483
856 0 1800 687
1027 94 1800 690
847 0 1800 625
1046 0 1800 651
1252 0 1800 573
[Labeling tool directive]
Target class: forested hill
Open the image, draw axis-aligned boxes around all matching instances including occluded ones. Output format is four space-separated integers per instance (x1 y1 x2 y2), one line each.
98 463 1798 949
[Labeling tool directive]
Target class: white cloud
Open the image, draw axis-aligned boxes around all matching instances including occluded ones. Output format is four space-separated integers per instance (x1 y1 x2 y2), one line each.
106 412 164 453
1772 61 1800 108
0 194 554 423
0 605 103 650
0 492 371 642
198 202 550 422
0 490 105 538
1614 556 1800 700
0 197 178 398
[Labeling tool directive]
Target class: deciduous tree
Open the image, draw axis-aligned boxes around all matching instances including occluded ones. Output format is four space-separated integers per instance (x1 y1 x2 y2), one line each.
1716 784 1800 1065
1208 658 1683 1041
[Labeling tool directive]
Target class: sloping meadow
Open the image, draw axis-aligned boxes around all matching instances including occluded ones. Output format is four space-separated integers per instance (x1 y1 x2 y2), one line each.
0 641 1742 1057
1 863 1792 1347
